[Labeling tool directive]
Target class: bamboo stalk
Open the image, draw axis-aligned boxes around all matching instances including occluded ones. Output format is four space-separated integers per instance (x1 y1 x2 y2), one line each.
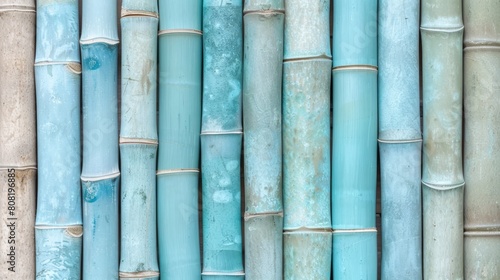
463 1 500 278
283 1 332 279
34 0 82 278
421 0 464 278
157 0 202 279
0 0 36 278
243 0 284 279
80 0 120 278
332 0 378 278
201 1 243 278
120 1 159 278
378 1 422 279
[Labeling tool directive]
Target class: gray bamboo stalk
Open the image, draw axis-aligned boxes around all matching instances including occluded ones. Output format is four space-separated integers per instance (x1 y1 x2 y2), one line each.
0 0 36 278
243 0 284 279
463 1 500 278
421 0 464 278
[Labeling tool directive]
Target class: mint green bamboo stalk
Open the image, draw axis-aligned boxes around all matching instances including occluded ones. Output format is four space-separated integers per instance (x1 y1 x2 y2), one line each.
464 1 500 278
80 0 120 278
421 0 464 278
0 1 36 278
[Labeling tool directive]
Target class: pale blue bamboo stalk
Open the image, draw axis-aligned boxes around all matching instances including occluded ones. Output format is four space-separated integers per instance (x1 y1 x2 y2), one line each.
80 0 119 279
201 1 243 278
421 0 464 278
34 0 82 278
0 1 36 277
243 1 284 279
378 1 422 279
283 1 332 279
157 0 202 279
120 1 159 278
332 1 378 278
463 1 500 278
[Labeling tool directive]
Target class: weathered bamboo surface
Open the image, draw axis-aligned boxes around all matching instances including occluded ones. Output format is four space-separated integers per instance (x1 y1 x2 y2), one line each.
283 1 332 279
119 0 159 279
157 0 202 279
80 0 120 278
332 0 378 278
34 0 82 278
201 0 244 279
378 1 422 279
464 1 500 279
421 0 464 278
0 1 36 278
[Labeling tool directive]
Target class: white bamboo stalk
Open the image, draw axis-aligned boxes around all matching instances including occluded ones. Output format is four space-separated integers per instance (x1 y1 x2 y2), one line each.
0 1 36 278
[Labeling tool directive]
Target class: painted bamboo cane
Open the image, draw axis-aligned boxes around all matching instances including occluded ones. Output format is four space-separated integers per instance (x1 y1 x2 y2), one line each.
243 0 284 279
34 0 82 278
80 0 120 278
282 1 331 279
463 1 500 278
332 0 378 278
378 1 422 279
157 0 202 279
120 0 159 279
421 0 464 278
201 1 243 279
0 0 36 278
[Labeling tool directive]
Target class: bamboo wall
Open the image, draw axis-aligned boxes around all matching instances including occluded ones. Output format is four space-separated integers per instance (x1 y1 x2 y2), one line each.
1 0 500 279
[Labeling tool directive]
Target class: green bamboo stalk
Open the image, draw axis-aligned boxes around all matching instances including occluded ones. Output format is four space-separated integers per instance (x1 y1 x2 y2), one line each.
0 1 36 278
120 0 159 279
421 0 464 278
34 0 82 278
283 1 332 279
80 0 120 278
463 1 500 278
243 0 284 279
201 1 244 278
157 0 202 279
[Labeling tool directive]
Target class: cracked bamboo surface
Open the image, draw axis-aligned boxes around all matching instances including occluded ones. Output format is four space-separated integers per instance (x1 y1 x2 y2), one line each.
0 1 36 279
421 0 464 279
464 1 500 278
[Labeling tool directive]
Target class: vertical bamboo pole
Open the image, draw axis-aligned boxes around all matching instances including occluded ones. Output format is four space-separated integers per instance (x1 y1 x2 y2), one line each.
378 1 422 279
243 0 284 279
80 0 120 278
421 0 464 278
157 0 202 279
332 0 378 278
120 0 159 279
464 1 500 278
201 0 244 279
282 1 332 279
34 0 82 278
0 0 36 278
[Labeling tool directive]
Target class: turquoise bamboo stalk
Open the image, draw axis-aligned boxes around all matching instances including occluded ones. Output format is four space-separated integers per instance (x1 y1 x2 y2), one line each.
283 1 331 279
0 0 36 278
464 1 500 278
80 0 119 278
157 0 202 279
201 0 243 279
34 0 82 278
120 0 159 279
243 0 284 279
378 1 422 279
421 0 464 278
332 0 378 278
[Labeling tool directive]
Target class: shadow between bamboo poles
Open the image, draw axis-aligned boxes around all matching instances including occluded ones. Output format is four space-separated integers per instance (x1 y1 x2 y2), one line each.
119 1 159 278
463 1 500 277
421 0 464 278
243 1 284 279
34 0 82 277
0 2 36 278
